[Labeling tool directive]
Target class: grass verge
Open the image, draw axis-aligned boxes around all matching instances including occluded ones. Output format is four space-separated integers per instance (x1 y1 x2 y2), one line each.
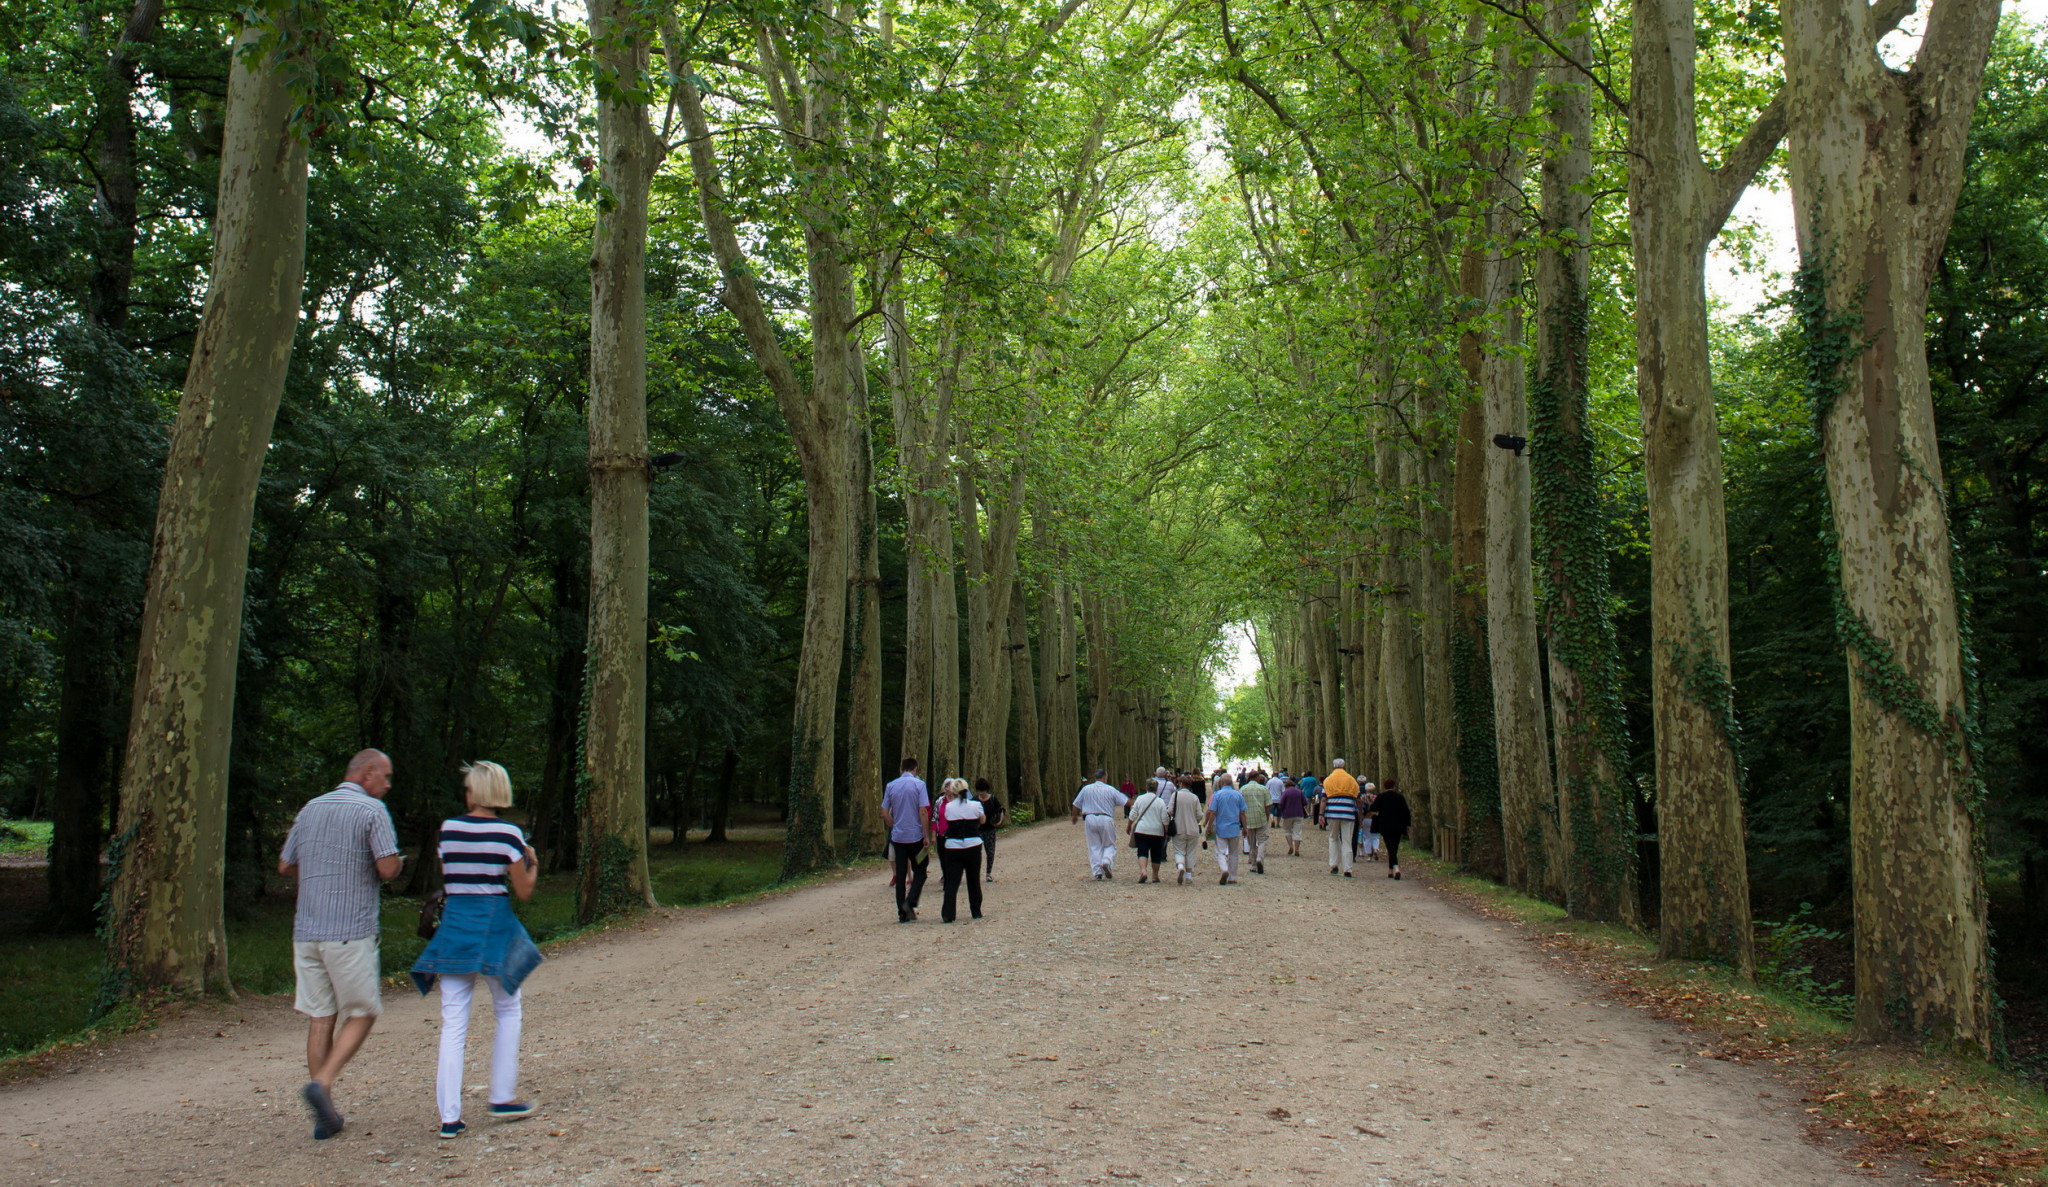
0 837 799 1073
1417 850 2048 1185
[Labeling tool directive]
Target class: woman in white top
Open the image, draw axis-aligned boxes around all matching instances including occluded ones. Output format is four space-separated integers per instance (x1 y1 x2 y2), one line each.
1127 772 1174 884
934 777 986 923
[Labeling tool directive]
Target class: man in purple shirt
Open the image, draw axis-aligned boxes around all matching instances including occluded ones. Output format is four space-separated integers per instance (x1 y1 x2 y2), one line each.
880 757 932 923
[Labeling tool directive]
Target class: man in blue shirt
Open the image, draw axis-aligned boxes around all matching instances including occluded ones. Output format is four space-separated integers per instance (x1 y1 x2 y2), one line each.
880 758 931 922
1206 776 1248 885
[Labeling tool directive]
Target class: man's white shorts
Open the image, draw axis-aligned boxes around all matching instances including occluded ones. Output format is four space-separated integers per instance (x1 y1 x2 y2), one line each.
293 938 383 1020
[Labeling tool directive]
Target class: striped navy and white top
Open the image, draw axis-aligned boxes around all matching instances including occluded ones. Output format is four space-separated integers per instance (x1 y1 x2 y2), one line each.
439 815 529 895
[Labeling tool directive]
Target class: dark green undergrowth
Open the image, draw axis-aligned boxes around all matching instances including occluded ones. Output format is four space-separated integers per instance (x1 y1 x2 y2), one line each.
0 838 787 1063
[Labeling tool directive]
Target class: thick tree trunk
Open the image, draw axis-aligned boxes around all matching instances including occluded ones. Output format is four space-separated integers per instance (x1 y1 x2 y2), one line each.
1782 0 1999 1050
581 0 659 918
104 23 308 997
1631 0 1764 972
1535 0 1636 924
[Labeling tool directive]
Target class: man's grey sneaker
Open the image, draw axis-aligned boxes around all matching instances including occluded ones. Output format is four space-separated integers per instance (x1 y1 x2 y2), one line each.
440 1121 467 1140
489 1101 536 1119
302 1081 344 1138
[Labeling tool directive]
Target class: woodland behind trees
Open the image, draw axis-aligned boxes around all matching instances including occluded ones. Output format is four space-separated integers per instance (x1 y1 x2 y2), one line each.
4 0 2048 1061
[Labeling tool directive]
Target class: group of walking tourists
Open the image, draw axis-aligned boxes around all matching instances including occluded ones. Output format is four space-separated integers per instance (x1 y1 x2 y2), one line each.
1073 759 1412 886
880 758 1008 924
279 749 541 1142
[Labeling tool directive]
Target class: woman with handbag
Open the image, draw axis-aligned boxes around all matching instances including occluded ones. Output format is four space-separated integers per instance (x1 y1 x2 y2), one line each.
410 760 543 1139
934 778 987 922
1126 772 1173 884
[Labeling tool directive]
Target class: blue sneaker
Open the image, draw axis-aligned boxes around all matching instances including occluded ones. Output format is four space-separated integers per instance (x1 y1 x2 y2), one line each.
489 1101 535 1119
302 1081 344 1139
439 1121 467 1140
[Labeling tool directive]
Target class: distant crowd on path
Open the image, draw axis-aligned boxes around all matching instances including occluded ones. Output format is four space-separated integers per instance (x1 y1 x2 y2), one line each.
1077 759 1411 886
874 753 1413 928
277 749 542 1143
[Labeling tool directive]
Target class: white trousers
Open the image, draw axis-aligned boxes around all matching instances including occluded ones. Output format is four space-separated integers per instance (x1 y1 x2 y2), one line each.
1083 816 1118 874
1244 827 1268 868
1169 835 1201 874
1328 820 1356 872
1214 834 1240 879
1361 828 1383 854
437 974 522 1123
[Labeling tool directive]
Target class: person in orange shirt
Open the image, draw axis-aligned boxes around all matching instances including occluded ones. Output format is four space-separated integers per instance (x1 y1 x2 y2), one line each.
1320 759 1362 876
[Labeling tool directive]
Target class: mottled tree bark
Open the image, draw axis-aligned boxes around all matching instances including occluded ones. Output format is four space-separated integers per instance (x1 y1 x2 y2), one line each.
1782 0 1999 1049
581 0 660 917
1536 0 1635 923
105 21 310 997
1480 43 1555 898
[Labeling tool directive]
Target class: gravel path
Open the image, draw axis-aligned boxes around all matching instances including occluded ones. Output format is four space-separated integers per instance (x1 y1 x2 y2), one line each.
2 821 1906 1185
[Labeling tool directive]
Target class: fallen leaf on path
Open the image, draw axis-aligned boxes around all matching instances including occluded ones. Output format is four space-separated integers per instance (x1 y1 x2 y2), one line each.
1266 1107 1291 1120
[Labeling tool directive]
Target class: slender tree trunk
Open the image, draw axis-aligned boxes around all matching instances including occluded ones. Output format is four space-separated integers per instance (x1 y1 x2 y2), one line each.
47 588 122 930
581 0 659 917
673 54 853 878
1084 596 1111 775
1008 579 1043 815
104 22 309 997
1782 0 1999 1049
534 543 585 871
1452 289 1503 876
1340 553 1365 763
844 341 885 854
1414 396 1461 855
1358 564 1383 776
931 505 961 788
1389 444 1434 845
1052 580 1080 802
1534 0 1636 923
1481 48 1555 898
706 747 737 843
887 296 932 776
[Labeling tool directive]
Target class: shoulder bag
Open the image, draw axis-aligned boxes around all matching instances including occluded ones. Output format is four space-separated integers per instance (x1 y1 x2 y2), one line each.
416 889 446 940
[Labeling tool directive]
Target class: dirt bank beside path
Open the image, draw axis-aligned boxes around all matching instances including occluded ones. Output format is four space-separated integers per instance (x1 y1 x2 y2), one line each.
3 822 1910 1186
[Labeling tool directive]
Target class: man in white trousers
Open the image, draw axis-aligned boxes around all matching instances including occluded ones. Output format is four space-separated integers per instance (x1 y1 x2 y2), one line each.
1322 759 1361 877
1205 775 1247 885
1071 770 1127 880
1166 778 1204 884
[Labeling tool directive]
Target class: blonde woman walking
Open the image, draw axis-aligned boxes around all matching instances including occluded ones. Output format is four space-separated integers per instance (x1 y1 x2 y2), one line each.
411 761 543 1140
